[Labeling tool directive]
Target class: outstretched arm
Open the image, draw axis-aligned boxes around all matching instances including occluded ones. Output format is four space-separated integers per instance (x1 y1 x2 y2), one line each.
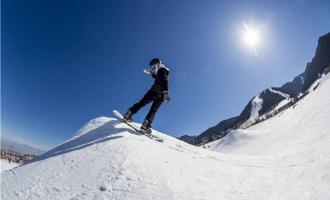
143 69 156 79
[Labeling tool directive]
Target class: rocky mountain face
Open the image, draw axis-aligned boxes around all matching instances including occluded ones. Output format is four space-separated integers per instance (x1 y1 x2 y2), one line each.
301 33 330 92
274 73 304 97
193 116 238 144
181 32 330 145
178 135 196 145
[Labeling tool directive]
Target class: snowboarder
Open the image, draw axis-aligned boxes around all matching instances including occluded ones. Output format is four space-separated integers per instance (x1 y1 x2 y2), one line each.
124 58 170 134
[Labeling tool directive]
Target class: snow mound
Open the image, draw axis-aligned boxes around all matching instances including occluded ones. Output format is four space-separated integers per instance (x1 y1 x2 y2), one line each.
204 129 257 152
70 117 113 140
1 74 330 200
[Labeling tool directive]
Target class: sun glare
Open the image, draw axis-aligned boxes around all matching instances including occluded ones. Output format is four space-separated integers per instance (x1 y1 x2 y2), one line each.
241 22 261 56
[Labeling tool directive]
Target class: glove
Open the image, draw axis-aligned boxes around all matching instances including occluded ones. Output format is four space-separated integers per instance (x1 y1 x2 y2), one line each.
163 91 170 102
144 69 156 78
143 69 152 75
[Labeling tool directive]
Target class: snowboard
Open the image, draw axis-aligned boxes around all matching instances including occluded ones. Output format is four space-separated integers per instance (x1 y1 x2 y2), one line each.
112 110 163 142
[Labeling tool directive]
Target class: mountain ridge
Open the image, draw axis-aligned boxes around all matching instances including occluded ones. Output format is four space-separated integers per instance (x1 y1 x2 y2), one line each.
181 32 330 145
1 138 45 155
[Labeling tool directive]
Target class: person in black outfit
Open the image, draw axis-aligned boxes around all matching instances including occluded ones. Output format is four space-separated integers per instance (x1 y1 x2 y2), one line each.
124 58 170 134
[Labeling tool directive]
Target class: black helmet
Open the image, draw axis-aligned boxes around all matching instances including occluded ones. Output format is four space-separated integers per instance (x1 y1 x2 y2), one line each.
149 58 161 66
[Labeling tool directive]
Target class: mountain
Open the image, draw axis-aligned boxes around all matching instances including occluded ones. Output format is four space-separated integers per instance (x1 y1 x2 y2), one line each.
205 71 330 156
193 116 238 145
185 32 330 145
233 88 287 128
234 32 330 130
301 33 330 92
177 134 196 144
1 139 45 155
2 73 330 199
274 73 304 97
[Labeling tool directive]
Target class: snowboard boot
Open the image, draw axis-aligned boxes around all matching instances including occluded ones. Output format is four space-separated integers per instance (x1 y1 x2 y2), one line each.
140 119 152 134
123 110 133 122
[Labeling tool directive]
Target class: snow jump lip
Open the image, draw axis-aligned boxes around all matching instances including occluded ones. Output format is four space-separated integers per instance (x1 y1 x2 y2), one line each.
29 117 165 164
30 119 141 163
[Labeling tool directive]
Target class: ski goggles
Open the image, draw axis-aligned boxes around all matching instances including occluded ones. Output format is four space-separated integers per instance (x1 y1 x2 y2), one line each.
150 63 161 70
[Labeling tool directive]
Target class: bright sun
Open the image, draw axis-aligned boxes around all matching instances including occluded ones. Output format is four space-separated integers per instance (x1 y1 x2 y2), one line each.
241 22 261 56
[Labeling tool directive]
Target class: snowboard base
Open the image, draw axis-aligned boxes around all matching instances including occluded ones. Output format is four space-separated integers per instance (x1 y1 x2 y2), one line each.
113 110 163 142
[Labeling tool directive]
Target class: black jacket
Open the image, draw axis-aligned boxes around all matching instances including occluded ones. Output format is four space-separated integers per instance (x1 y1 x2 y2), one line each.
150 67 169 94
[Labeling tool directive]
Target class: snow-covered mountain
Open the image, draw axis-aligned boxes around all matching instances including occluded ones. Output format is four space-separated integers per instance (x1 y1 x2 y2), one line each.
1 73 330 199
177 134 196 144
187 32 330 145
1 138 45 155
185 116 238 144
205 72 330 154
239 32 330 125
301 33 330 92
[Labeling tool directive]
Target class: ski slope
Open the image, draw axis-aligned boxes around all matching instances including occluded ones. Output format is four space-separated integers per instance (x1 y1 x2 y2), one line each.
250 95 263 119
2 75 330 200
1 159 19 173
208 74 330 156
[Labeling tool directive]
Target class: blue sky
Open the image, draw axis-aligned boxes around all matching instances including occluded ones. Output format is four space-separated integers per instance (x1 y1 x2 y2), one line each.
2 0 330 150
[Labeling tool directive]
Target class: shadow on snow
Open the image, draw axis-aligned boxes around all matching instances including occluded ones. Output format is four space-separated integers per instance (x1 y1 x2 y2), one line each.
29 119 137 164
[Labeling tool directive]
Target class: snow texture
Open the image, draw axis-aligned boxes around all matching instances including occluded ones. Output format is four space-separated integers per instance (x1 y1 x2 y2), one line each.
208 74 330 198
1 159 19 173
1 74 330 200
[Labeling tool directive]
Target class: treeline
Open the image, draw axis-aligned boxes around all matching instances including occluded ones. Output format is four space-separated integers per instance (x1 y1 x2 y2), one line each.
1 149 36 164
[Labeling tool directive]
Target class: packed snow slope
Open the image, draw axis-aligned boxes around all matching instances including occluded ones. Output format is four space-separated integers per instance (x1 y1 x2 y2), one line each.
1 159 19 173
2 75 330 200
207 74 330 156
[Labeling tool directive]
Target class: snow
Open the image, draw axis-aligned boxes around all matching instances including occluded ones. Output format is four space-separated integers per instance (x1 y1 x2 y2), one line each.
71 117 113 140
210 74 330 155
1 159 19 173
299 75 304 84
269 88 291 99
250 95 263 119
208 74 330 197
274 98 291 110
238 95 264 128
1 74 330 200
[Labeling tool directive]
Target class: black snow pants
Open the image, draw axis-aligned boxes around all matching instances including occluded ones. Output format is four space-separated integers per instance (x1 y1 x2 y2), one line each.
129 90 164 127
